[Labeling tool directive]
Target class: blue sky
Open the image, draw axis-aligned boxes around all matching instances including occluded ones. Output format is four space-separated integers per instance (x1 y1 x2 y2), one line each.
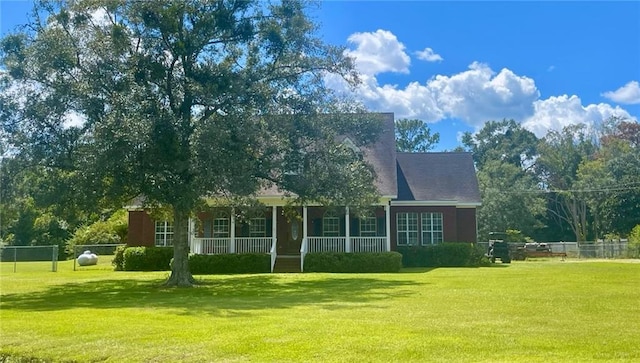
2 1 639 150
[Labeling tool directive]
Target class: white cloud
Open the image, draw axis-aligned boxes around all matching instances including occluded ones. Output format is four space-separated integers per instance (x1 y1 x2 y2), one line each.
328 29 638 139
426 62 539 126
361 79 444 122
340 61 539 126
415 47 443 62
602 81 640 105
345 29 410 75
522 95 635 137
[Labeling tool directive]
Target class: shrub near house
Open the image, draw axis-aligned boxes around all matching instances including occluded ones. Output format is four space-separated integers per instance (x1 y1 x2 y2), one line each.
304 252 402 272
114 247 401 273
114 245 477 273
398 243 489 267
189 253 270 274
121 247 173 271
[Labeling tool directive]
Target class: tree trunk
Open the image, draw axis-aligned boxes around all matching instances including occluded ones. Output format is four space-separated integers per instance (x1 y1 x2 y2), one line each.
164 206 196 287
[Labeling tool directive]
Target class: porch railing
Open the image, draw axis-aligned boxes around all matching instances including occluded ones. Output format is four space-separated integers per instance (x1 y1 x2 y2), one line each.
306 237 346 253
234 237 272 254
191 238 230 254
351 237 387 253
192 236 388 274
191 237 272 255
305 236 388 253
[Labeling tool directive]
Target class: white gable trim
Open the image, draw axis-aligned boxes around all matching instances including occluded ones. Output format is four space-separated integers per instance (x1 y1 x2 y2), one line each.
341 137 360 153
391 200 481 208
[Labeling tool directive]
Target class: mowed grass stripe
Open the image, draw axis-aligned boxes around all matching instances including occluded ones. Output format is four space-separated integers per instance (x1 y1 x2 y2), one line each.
1 260 639 362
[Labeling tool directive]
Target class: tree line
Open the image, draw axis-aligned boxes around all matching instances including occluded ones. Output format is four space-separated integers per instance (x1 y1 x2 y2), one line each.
395 116 640 243
460 117 640 242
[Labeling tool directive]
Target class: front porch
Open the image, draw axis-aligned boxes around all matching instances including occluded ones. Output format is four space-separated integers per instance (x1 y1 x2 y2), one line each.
189 205 392 272
190 236 389 255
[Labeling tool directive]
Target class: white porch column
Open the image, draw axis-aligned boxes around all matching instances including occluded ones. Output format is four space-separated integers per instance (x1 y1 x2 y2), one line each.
303 206 308 245
345 206 351 253
385 204 391 251
188 217 194 253
271 206 277 250
230 208 236 254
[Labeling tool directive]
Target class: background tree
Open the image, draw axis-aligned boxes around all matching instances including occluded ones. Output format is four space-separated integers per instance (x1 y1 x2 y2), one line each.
0 153 88 253
476 160 546 241
65 209 128 256
461 119 544 241
537 124 597 242
1 0 381 287
576 118 640 237
395 118 440 152
460 116 640 242
461 119 538 170
629 224 640 258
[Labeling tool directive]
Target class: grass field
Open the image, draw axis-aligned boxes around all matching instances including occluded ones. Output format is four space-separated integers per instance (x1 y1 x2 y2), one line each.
1 259 639 362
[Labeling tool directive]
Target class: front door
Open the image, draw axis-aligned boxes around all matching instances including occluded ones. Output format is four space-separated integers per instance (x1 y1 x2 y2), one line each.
277 207 302 255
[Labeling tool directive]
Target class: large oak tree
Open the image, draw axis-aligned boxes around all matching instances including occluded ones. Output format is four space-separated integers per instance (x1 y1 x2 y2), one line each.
0 0 382 286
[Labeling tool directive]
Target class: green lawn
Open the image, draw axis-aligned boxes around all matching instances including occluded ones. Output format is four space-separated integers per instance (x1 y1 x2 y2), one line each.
1 259 639 362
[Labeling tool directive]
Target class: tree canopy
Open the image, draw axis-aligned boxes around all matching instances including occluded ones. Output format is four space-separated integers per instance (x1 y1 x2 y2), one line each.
466 116 640 243
537 124 597 242
394 118 440 152
0 0 382 286
461 119 538 170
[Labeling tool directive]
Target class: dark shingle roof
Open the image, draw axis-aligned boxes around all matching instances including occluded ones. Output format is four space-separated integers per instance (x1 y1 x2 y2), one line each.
396 152 481 204
362 112 397 197
258 112 397 198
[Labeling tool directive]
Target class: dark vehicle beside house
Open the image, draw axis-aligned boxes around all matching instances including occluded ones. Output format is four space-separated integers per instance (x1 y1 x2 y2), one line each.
487 240 511 263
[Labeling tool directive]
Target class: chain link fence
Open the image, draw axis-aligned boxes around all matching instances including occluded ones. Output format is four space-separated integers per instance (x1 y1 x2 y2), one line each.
478 240 639 259
0 245 59 272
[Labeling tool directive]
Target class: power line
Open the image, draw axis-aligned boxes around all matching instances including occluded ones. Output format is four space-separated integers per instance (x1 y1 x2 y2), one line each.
485 182 640 194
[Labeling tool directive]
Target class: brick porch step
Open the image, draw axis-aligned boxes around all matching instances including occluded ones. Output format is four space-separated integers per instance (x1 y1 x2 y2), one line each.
273 255 301 273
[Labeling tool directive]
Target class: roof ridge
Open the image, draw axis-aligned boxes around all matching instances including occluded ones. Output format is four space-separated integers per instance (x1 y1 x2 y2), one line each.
397 151 472 155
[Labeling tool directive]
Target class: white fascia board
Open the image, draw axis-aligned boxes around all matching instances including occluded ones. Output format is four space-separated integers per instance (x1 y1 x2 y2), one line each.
257 195 396 207
256 196 290 206
124 206 144 211
390 200 481 208
457 203 482 208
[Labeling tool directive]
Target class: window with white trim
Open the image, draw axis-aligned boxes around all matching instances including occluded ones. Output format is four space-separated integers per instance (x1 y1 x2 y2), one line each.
212 214 230 238
421 213 443 244
323 210 340 237
360 211 377 237
155 221 173 247
396 213 418 246
249 217 266 237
